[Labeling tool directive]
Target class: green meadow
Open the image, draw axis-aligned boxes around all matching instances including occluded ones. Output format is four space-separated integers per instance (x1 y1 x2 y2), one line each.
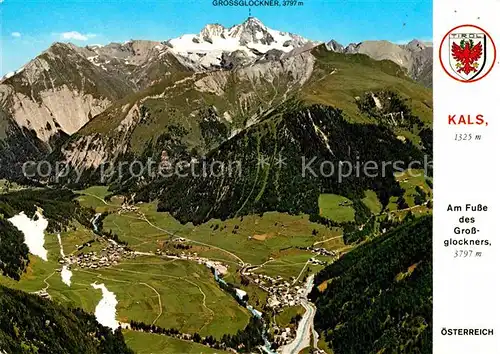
124 331 228 354
318 194 355 222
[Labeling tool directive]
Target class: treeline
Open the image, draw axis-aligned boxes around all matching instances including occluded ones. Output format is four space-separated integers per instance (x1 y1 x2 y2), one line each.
356 90 426 131
89 110 230 194
310 216 432 353
129 316 264 352
419 127 433 155
94 212 130 247
100 229 130 248
0 219 29 280
0 188 93 232
145 102 424 225
310 199 376 244
0 188 94 280
0 285 133 353
342 216 377 244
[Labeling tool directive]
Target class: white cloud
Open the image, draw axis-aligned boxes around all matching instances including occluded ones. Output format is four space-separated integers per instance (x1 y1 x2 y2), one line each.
11 32 21 38
60 31 97 41
395 38 433 45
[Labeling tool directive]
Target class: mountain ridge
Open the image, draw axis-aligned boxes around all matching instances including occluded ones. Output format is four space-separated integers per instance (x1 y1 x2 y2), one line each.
325 38 433 86
2 17 432 83
0 17 432 179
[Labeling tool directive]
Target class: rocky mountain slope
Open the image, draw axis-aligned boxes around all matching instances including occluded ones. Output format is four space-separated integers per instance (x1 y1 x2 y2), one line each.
126 48 431 224
72 40 191 89
0 43 136 177
59 49 316 174
326 38 433 87
1 17 432 180
85 47 430 223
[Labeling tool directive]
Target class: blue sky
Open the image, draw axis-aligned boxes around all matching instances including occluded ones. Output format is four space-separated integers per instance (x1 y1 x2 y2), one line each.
0 0 432 76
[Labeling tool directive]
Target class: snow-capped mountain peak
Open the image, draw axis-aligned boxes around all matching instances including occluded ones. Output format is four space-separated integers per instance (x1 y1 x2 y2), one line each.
227 16 270 43
166 17 314 69
200 23 226 41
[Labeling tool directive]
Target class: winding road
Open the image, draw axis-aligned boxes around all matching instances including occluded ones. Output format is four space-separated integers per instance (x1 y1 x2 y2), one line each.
83 191 324 352
129 213 246 266
83 191 246 266
139 282 163 325
280 275 318 354
313 235 343 246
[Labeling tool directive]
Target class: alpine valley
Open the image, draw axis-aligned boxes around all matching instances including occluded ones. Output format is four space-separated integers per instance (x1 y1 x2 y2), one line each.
0 17 433 354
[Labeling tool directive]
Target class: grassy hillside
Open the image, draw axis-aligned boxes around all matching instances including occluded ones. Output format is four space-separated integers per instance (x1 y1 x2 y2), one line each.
305 47 432 126
124 331 228 354
318 194 355 222
0 238 250 340
151 102 423 225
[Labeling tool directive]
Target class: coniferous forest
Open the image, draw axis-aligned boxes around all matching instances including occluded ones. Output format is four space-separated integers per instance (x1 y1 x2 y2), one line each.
0 189 133 353
0 286 133 353
310 216 432 353
0 189 93 279
0 13 434 353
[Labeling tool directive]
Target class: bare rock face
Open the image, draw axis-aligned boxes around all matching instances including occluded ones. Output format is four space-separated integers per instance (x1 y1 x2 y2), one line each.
325 40 344 53
352 41 413 68
6 85 110 142
61 103 141 171
1 17 432 179
237 51 315 87
200 24 226 42
0 43 136 176
229 17 276 46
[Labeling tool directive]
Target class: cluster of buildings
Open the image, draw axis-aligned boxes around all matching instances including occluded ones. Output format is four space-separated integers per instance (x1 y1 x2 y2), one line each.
67 243 136 269
273 327 295 347
239 270 305 310
32 289 51 299
117 204 138 214
266 282 309 310
306 246 337 258
308 257 327 266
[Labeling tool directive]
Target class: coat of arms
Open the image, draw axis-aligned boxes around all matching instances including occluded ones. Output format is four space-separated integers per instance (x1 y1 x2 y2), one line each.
440 25 496 82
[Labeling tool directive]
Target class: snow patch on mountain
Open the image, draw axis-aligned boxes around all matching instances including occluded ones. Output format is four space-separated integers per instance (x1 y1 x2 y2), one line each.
61 266 73 286
57 233 72 286
8 211 49 261
91 283 119 330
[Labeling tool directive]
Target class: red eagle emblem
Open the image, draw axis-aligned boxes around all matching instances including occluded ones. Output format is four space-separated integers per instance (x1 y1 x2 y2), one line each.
451 39 483 75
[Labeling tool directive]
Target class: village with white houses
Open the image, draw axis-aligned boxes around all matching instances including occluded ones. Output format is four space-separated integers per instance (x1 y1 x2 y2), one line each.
69 242 137 269
44 198 340 351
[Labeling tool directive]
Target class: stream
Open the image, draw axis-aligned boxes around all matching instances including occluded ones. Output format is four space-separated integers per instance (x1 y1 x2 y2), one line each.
92 211 280 353
91 213 101 233
213 268 277 354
